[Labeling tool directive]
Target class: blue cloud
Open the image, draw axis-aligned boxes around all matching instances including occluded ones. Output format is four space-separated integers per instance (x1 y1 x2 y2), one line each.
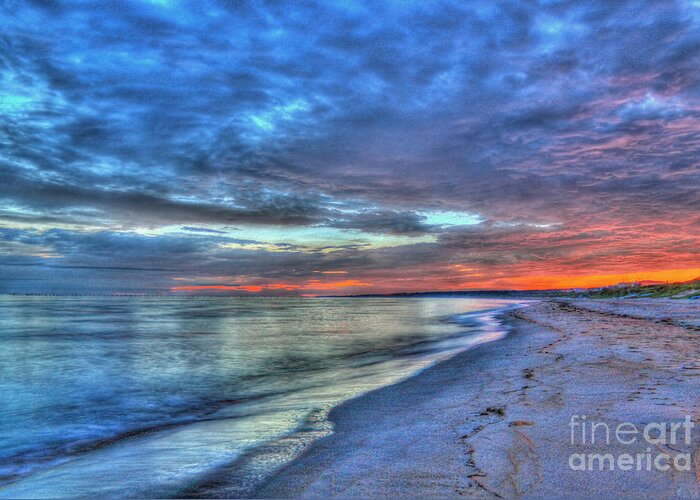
2 0 700 292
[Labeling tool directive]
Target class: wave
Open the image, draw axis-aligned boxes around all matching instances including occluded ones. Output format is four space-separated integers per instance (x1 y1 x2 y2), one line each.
0 297 523 498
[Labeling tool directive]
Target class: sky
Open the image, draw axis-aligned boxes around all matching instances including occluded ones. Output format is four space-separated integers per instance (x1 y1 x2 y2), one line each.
1 0 700 295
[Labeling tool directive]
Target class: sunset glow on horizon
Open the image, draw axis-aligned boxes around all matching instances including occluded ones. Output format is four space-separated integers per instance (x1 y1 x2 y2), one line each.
164 267 700 296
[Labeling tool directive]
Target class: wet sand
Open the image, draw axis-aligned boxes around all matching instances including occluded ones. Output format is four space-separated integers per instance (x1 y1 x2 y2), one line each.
251 299 700 498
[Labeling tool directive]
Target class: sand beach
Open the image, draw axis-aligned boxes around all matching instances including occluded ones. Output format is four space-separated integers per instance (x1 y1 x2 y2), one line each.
250 299 700 498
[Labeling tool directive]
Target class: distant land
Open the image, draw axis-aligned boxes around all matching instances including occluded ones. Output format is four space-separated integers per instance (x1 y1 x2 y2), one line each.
331 278 700 300
566 277 700 299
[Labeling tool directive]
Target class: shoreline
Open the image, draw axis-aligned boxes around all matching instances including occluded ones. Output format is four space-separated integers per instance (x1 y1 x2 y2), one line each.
243 299 700 498
2 298 697 498
176 301 525 499
0 298 521 499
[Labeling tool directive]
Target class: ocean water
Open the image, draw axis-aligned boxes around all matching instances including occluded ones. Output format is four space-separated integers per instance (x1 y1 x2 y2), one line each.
0 296 520 498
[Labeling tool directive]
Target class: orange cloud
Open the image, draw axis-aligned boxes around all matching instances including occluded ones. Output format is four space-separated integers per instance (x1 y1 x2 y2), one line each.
504 267 700 290
171 285 264 292
266 283 302 290
302 279 369 290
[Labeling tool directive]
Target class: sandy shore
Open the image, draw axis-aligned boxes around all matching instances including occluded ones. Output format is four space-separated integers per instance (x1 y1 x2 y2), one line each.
248 299 700 498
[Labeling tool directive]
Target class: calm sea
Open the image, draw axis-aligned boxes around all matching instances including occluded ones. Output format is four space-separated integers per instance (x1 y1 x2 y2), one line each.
0 296 521 498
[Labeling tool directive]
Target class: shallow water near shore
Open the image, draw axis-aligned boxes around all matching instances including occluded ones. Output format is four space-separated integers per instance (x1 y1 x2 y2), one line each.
0 296 521 498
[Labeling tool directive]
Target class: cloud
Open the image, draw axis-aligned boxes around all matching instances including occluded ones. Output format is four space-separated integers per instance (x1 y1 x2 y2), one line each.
181 226 227 234
2 0 700 293
330 210 431 235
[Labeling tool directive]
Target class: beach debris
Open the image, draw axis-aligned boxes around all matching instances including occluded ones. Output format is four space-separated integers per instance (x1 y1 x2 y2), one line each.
509 420 535 427
481 406 506 416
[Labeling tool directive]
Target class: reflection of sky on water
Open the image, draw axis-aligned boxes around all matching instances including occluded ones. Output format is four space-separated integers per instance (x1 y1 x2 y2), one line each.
0 296 516 496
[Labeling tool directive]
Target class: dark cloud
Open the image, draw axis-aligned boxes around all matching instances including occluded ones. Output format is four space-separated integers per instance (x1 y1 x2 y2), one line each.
330 210 431 235
181 226 227 234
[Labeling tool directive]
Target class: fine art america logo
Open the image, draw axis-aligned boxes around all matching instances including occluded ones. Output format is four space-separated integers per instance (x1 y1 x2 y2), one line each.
569 415 696 472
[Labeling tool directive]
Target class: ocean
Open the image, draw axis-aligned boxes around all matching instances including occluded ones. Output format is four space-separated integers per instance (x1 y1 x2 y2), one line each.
0 296 520 497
